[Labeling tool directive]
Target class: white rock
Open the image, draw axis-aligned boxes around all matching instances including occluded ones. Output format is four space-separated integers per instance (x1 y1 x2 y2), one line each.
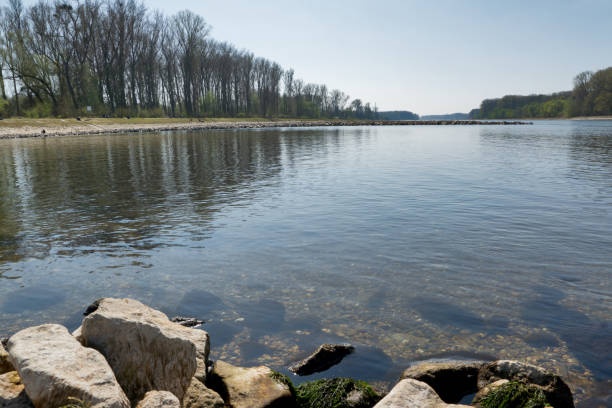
374 379 471 408
7 324 129 408
135 391 180 408
81 298 210 402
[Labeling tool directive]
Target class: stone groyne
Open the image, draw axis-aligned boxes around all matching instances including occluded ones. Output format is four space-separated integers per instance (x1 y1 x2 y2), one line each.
0 119 532 140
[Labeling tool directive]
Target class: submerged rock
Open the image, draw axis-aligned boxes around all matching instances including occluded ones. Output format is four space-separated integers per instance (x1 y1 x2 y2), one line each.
83 298 103 315
6 324 129 408
81 297 210 402
373 379 470 408
289 343 355 375
296 377 380 408
183 378 225 408
207 360 295 408
0 371 33 408
478 360 574 408
135 391 180 408
0 342 14 374
400 360 486 403
171 316 204 328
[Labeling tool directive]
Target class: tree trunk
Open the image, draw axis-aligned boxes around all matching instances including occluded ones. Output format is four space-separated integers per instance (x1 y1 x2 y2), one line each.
11 68 19 115
0 65 7 100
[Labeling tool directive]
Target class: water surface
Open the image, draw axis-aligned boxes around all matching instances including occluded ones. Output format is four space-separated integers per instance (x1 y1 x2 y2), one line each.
0 121 610 406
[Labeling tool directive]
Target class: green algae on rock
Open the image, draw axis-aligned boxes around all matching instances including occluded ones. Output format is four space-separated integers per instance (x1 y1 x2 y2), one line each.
269 370 297 396
477 381 549 408
295 378 381 408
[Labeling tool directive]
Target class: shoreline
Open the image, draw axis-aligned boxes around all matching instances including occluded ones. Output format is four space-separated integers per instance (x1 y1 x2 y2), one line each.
1 298 577 408
0 118 531 140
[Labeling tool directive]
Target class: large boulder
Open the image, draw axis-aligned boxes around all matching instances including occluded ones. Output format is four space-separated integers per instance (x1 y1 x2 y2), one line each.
135 391 180 408
207 361 295 408
0 343 14 374
6 324 129 408
81 298 210 402
478 360 574 408
400 360 486 403
183 378 225 408
374 379 470 408
0 371 33 407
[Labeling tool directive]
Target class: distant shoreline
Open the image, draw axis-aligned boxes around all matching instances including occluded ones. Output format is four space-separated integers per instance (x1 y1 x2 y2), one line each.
513 116 612 121
568 115 612 120
0 118 531 140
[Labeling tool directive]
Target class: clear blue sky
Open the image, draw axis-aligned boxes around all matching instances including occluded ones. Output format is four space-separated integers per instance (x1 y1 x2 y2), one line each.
26 0 612 115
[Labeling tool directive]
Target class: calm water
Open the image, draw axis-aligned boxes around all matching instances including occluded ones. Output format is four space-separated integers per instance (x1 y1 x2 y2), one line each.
0 122 610 406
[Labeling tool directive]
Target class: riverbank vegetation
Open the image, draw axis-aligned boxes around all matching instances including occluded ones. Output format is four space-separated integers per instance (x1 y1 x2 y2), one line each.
0 0 380 120
472 66 612 119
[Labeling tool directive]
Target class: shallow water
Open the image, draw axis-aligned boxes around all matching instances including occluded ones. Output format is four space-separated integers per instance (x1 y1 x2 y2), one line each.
0 121 610 406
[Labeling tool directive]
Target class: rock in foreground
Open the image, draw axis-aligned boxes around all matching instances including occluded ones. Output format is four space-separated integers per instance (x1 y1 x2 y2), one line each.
289 343 355 375
374 379 470 408
478 360 574 408
7 324 129 408
81 298 210 402
208 360 295 408
135 391 180 408
401 360 486 403
183 378 225 408
0 371 33 408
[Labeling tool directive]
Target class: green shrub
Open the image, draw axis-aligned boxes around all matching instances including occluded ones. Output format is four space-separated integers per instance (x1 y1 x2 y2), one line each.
23 101 54 118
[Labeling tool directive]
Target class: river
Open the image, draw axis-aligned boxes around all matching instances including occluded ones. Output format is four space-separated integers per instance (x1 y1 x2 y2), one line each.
0 121 610 406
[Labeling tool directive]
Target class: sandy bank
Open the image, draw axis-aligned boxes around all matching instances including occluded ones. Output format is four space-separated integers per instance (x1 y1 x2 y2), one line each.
0 118 531 140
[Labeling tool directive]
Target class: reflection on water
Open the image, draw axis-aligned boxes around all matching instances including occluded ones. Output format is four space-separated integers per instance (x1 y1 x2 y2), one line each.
0 122 611 406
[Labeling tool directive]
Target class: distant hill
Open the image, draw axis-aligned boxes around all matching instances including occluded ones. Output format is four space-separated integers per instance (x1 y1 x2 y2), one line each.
379 111 420 120
420 113 470 120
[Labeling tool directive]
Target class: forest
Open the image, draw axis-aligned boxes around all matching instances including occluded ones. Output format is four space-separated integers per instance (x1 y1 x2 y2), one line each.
474 67 612 119
0 0 381 119
378 111 419 120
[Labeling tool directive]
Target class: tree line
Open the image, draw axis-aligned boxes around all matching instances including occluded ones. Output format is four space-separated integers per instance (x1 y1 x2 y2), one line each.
0 0 380 119
472 66 612 119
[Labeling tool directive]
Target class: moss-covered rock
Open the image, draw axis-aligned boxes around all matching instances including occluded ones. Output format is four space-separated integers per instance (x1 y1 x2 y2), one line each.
476 381 550 408
478 360 572 408
270 370 297 396
295 378 381 408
